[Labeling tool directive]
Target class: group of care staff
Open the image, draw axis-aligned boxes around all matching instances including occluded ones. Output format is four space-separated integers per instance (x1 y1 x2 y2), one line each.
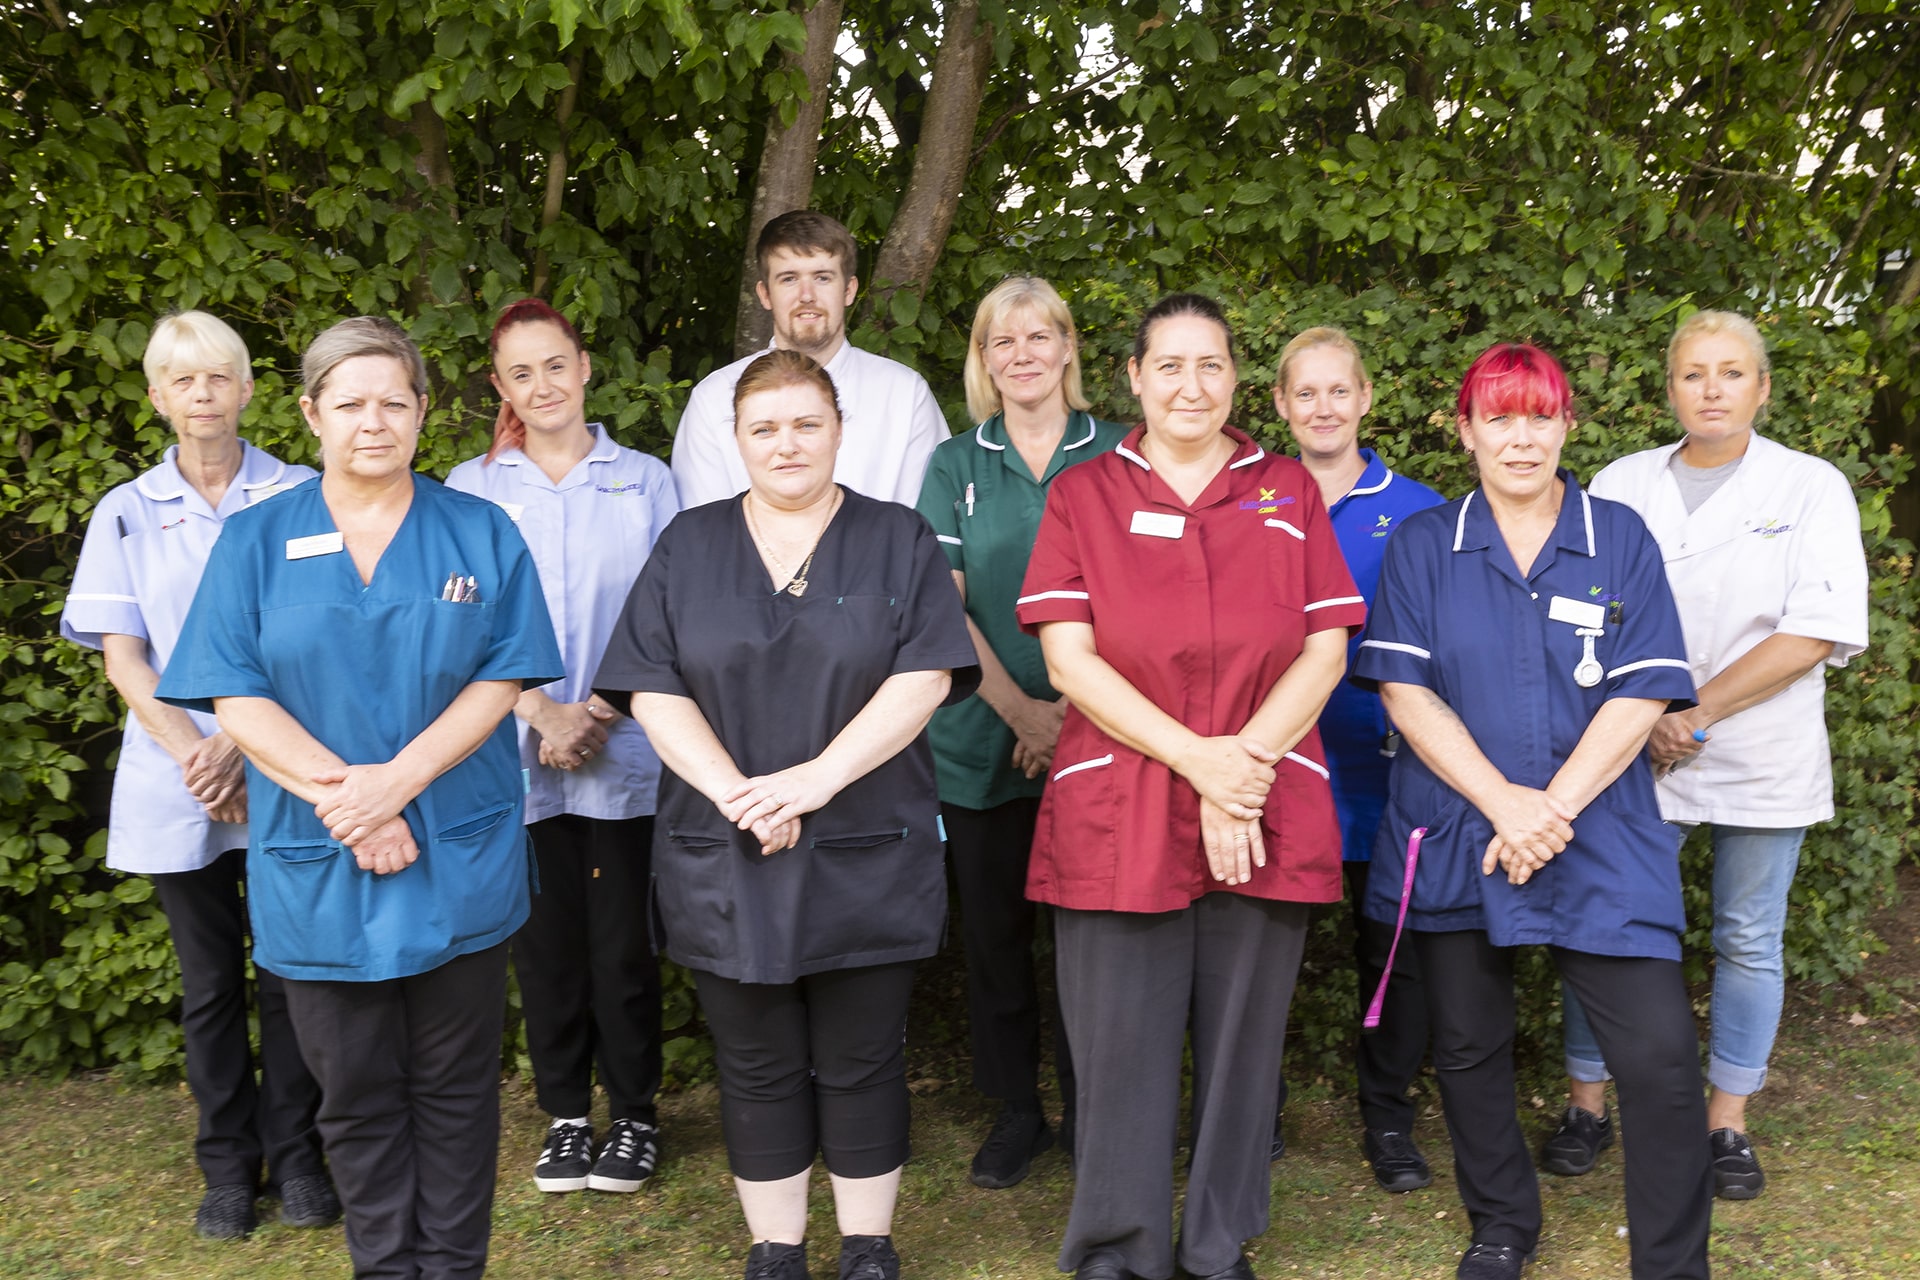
69 227 1867 1280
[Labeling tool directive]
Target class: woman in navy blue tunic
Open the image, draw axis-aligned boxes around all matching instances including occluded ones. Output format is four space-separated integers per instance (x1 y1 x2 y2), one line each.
1352 343 1711 1280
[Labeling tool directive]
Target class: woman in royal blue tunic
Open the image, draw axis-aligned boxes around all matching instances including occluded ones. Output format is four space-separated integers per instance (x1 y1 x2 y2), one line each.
1353 343 1711 1280
159 316 562 1279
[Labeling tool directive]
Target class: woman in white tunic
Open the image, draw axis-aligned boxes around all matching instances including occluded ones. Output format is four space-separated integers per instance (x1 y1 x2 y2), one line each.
1544 310 1869 1201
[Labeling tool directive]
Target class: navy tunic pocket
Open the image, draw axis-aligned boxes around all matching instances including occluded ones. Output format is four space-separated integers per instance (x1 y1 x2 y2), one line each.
252 839 368 971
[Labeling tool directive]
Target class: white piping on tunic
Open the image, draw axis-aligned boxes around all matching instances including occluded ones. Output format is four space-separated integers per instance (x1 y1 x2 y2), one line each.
1606 657 1691 679
1453 492 1475 551
1305 595 1364 612
1264 518 1305 539
1358 639 1431 660
936 534 962 546
1283 752 1331 780
1228 446 1266 469
1016 589 1091 605
972 424 1006 451
1115 443 1150 470
1052 754 1114 782
1063 419 1097 450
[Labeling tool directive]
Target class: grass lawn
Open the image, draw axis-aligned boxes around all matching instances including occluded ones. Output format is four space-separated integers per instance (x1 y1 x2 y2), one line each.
3 870 1917 1279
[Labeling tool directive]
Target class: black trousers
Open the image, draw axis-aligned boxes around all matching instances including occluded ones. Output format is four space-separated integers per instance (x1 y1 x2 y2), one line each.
151 848 324 1191
693 962 916 1182
942 799 1075 1106
1278 859 1430 1131
1413 931 1711 1280
513 813 661 1124
1056 895 1309 1280
285 943 510 1280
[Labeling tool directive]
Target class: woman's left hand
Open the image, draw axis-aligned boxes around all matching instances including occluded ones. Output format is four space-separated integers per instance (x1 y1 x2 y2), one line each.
1483 832 1558 884
722 762 841 840
1647 708 1709 772
312 763 417 844
1200 797 1266 886
347 814 420 875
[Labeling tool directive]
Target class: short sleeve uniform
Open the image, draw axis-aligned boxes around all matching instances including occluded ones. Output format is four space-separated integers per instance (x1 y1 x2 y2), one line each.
60 442 314 874
156 474 564 982
1015 427 1367 913
914 411 1130 809
446 425 679 822
1352 472 1697 959
670 342 949 508
594 491 981 984
1589 434 1869 827
1315 450 1446 862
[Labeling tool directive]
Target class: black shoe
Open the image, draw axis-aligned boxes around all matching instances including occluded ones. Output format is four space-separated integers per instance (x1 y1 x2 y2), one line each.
589 1118 660 1192
195 1184 258 1240
970 1101 1053 1189
1075 1247 1134 1280
277 1172 342 1227
1185 1254 1256 1279
1363 1129 1433 1192
838 1233 899 1280
1540 1106 1612 1176
1269 1113 1286 1163
534 1120 594 1192
1456 1242 1532 1279
745 1240 811 1280
1710 1127 1765 1199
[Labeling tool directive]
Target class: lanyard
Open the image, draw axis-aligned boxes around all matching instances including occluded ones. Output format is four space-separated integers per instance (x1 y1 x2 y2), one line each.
1363 825 1426 1031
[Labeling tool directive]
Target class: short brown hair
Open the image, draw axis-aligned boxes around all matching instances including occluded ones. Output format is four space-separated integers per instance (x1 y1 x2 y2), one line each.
302 316 428 402
756 210 858 280
731 348 842 427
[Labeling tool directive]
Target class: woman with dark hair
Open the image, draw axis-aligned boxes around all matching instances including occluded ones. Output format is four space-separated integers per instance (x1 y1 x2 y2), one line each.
1017 295 1364 1280
596 349 978 1280
158 316 562 1278
447 299 678 1195
1354 342 1711 1279
915 275 1126 1188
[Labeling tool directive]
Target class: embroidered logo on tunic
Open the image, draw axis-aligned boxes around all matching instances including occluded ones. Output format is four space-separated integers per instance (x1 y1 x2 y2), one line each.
1239 492 1295 515
1753 519 1794 539
595 482 645 495
1371 514 1393 538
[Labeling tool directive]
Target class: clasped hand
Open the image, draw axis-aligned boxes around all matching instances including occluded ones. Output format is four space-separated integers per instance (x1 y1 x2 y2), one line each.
312 762 416 847
720 762 839 857
535 699 615 772
1480 783 1577 885
181 732 247 824
1179 735 1277 821
1647 708 1708 776
1008 697 1066 780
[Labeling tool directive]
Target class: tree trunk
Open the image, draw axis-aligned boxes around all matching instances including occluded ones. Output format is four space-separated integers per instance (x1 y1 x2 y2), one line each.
866 0 994 326
532 52 587 299
733 0 844 359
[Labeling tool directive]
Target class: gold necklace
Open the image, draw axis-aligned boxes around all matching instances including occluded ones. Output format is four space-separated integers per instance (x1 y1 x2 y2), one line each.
745 489 840 597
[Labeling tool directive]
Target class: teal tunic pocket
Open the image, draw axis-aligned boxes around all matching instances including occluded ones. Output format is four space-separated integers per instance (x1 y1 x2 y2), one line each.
252 839 369 971
434 802 522 945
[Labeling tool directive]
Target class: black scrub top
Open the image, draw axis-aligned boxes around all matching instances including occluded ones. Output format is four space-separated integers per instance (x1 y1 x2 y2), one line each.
596 488 981 984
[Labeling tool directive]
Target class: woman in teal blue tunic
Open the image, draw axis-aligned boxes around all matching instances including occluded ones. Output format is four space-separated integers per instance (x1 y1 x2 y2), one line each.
159 317 562 1280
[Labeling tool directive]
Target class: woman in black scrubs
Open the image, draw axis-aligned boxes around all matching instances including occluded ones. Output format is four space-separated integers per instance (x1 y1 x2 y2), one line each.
597 349 978 1280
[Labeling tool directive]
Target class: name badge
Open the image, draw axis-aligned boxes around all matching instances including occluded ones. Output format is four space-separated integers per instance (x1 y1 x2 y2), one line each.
1547 595 1606 629
1129 510 1186 539
495 501 525 524
246 484 293 504
285 532 345 560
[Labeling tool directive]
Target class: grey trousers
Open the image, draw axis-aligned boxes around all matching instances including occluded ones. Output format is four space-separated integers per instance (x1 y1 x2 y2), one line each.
1055 894 1309 1279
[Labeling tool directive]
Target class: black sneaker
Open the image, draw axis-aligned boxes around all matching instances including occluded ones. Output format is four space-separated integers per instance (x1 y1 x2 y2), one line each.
838 1234 900 1280
1269 1113 1286 1163
277 1171 342 1227
969 1101 1053 1189
1710 1127 1765 1199
1363 1129 1433 1192
534 1120 594 1192
1456 1242 1532 1279
1540 1106 1612 1176
745 1240 811 1280
195 1184 258 1240
589 1118 660 1192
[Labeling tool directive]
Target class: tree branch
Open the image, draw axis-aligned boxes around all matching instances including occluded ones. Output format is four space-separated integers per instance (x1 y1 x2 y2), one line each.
1817 118 1915 308
532 51 586 299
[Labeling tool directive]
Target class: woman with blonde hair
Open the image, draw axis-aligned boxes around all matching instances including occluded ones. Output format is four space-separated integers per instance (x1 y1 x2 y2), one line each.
1546 310 1869 1202
916 276 1127 1188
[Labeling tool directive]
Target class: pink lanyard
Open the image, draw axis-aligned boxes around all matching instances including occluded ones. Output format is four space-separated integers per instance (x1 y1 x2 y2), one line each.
1363 826 1426 1030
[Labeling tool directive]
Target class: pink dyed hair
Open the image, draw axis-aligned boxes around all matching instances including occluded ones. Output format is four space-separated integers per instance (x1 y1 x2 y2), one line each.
485 299 584 463
1455 342 1574 423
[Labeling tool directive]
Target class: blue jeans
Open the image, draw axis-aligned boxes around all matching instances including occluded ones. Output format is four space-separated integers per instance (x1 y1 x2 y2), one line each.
1563 825 1806 1097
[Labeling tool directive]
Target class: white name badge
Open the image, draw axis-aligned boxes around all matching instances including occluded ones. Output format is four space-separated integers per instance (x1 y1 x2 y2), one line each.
1129 510 1186 539
285 532 345 560
495 501 525 524
246 484 293 504
1547 595 1606 629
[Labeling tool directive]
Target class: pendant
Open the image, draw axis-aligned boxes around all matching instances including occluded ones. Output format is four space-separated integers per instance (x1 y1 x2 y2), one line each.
785 575 808 598
1573 628 1603 688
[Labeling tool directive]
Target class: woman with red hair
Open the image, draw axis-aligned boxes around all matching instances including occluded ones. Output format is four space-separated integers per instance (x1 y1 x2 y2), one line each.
447 300 679 1195
1351 343 1712 1279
